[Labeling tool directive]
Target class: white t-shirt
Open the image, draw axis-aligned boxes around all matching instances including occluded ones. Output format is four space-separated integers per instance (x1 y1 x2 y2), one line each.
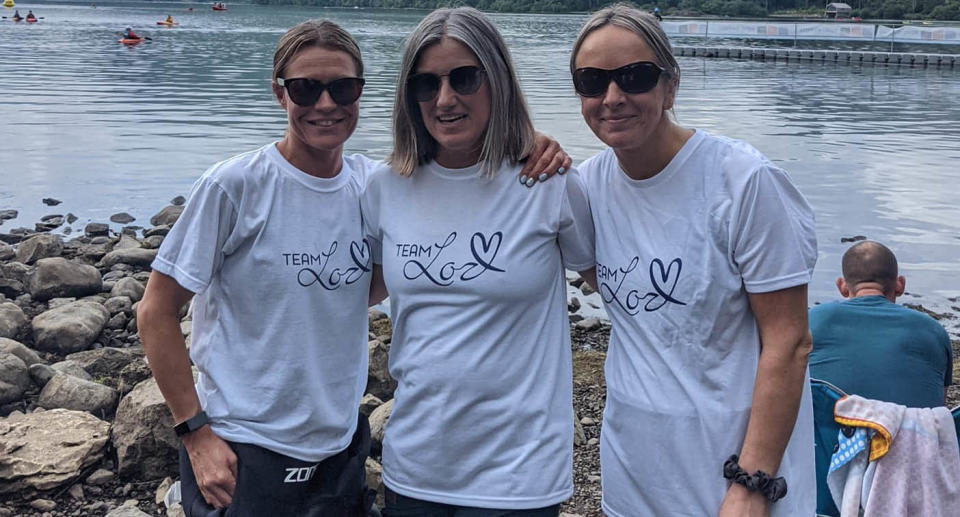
361 161 595 509
578 130 818 517
153 143 376 461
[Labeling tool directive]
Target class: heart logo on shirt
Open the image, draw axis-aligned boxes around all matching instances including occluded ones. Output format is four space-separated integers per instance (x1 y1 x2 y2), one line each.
646 258 685 310
350 240 371 269
470 232 505 272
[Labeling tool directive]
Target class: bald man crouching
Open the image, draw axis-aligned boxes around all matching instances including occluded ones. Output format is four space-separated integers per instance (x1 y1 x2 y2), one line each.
809 240 952 407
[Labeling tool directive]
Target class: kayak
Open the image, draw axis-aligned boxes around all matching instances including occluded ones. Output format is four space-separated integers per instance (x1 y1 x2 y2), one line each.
211 5 226 10
25 17 35 22
156 20 178 26
11 16 21 21
118 38 144 45
2 1 15 7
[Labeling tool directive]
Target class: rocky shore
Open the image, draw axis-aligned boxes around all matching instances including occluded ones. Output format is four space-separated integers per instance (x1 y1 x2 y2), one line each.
1 203 957 517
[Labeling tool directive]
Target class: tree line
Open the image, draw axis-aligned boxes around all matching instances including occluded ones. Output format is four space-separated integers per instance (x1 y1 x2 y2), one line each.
250 0 960 20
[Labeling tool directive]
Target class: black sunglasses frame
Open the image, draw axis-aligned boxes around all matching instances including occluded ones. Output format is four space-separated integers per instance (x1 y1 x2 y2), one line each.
572 61 666 98
276 77 365 107
408 66 486 103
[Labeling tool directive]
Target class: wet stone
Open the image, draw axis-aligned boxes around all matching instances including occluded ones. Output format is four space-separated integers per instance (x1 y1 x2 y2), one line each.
42 198 62 206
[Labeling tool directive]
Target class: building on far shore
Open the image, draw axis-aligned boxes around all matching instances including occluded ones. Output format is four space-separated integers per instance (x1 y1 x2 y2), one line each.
825 2 852 18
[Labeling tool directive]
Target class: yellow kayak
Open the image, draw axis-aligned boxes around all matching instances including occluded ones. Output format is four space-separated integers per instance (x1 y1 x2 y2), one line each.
2 0 16 8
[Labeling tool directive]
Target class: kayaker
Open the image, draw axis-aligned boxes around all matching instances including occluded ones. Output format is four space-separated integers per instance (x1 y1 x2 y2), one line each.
123 27 141 40
12 9 21 20
165 15 174 24
26 10 36 21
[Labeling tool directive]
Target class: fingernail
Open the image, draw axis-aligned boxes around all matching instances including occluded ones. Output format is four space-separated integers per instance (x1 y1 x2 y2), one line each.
538 173 548 182
525 177 536 187
518 174 526 185
558 167 566 175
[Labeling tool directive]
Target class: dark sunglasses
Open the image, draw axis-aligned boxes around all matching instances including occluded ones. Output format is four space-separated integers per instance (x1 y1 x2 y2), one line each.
572 61 665 97
408 65 485 103
276 77 365 106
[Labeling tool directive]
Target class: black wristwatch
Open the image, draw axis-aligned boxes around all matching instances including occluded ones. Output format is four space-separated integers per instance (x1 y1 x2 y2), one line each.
174 410 210 437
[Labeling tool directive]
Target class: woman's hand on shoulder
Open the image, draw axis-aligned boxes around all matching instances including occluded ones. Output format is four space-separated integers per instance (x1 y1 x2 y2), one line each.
518 131 573 188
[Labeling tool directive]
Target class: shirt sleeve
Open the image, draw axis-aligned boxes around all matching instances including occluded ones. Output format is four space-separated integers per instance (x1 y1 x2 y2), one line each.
557 169 596 272
731 163 818 293
151 174 238 294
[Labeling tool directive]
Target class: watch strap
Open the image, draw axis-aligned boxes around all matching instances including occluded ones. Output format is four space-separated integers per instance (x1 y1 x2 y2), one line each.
174 410 209 437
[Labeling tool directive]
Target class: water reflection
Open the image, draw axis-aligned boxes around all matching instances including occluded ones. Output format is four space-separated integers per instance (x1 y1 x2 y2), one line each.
0 4 958 305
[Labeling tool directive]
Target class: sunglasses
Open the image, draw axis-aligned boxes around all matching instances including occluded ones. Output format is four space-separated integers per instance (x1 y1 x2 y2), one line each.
572 61 665 97
408 65 486 103
276 77 365 106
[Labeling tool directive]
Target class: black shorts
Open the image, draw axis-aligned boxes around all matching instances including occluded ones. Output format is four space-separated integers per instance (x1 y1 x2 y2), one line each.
180 413 373 517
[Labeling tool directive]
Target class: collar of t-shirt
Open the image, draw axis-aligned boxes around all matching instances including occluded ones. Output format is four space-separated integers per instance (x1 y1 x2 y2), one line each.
616 129 705 189
424 160 485 180
266 142 353 192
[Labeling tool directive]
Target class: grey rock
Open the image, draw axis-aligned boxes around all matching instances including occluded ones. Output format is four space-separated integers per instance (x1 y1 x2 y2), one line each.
106 505 152 517
104 296 133 315
84 223 110 238
117 359 152 396
0 210 17 221
15 234 64 264
110 278 145 302
368 399 393 451
32 300 110 353
99 248 158 269
1 262 30 283
368 308 388 323
110 213 136 224
573 412 587 447
580 283 596 296
47 297 77 309
575 318 601 331
170 196 186 206
36 216 64 233
28 363 57 387
0 233 24 245
0 243 13 261
0 338 43 367
367 340 396 401
359 393 383 417
568 296 581 312
114 233 142 250
0 408 110 495
41 198 62 206
150 206 184 227
66 213 78 224
0 278 23 300
142 235 165 249
91 236 110 245
38 373 118 414
66 347 143 379
102 270 127 283
133 271 151 283
29 498 56 511
51 360 94 381
0 352 30 404
26 257 102 301
143 225 170 238
86 468 114 486
113 377 183 479
0 303 27 339
106 312 128 330
68 483 84 500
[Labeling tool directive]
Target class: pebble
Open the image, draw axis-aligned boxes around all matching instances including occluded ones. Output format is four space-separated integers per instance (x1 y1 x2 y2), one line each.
42 198 62 206
86 468 114 486
587 474 601 482
587 438 599 446
68 484 85 500
29 499 56 511
171 195 186 206
575 318 601 331
580 417 596 426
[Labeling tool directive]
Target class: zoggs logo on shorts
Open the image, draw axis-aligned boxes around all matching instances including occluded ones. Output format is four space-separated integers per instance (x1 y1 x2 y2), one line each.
284 465 318 483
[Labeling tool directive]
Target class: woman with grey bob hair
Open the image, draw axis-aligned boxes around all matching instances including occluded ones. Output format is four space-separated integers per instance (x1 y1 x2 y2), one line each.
571 4 817 517
389 7 535 179
361 7 596 516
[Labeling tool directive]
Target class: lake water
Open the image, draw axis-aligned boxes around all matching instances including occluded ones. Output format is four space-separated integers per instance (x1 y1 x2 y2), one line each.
2 2 959 317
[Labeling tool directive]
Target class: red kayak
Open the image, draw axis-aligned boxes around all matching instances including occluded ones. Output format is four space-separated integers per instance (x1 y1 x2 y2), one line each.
211 5 226 10
26 17 37 23
118 37 144 45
